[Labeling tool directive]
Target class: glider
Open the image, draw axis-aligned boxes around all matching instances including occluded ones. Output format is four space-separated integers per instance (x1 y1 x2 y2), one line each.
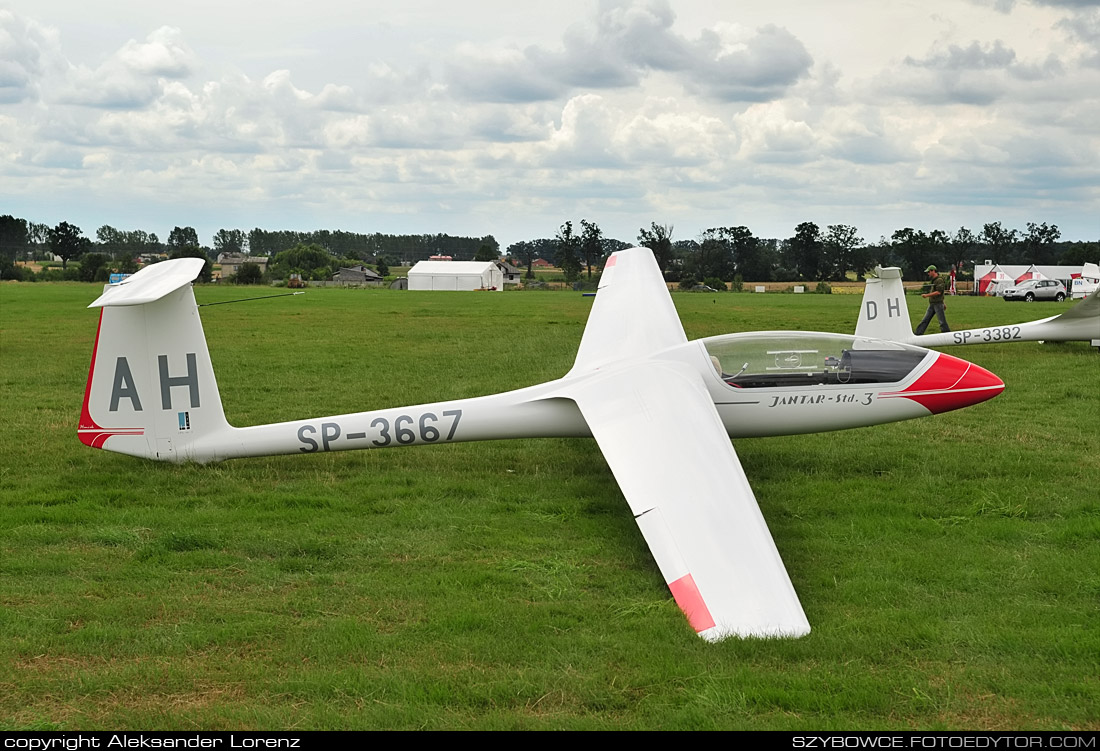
80 249 1005 641
857 266 1100 350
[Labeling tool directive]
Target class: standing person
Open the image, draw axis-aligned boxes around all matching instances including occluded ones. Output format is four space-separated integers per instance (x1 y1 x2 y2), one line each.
915 264 951 335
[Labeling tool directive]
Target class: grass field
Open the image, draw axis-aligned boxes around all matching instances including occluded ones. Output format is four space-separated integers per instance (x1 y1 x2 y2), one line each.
1 283 1098 730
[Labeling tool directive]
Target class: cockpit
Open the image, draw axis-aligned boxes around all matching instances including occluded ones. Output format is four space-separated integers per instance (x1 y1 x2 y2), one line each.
703 333 929 389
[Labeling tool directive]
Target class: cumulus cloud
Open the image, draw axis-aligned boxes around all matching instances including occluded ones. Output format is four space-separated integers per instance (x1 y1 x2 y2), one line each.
116 26 194 77
444 0 812 103
53 26 195 109
868 38 1069 104
0 10 62 103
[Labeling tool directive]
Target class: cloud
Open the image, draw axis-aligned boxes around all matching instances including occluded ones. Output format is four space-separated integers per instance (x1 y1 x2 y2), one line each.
868 38 1068 104
54 26 195 109
444 0 812 103
0 10 61 104
905 39 1017 69
115 26 194 77
685 24 814 101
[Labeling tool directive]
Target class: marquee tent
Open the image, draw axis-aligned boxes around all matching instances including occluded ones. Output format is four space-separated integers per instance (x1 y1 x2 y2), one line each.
978 265 1012 296
1013 265 1049 284
408 261 504 291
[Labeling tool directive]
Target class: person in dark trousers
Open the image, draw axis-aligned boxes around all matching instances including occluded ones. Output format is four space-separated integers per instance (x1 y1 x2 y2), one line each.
914 264 950 335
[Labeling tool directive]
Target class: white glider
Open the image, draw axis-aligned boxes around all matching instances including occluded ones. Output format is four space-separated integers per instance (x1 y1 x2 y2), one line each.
856 266 1100 349
80 249 1005 641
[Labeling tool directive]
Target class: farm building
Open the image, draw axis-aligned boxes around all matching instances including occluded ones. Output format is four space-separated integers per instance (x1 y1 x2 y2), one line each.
407 260 504 291
332 265 384 285
216 253 267 279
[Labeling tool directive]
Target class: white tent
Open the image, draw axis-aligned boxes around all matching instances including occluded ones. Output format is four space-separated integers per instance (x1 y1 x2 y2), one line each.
407 261 504 291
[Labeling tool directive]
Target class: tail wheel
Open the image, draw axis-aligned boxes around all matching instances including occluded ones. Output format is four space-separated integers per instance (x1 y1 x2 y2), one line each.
1024 292 1035 302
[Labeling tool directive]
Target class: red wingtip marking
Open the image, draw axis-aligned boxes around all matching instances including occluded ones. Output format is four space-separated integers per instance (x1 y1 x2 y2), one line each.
669 574 716 633
605 254 618 268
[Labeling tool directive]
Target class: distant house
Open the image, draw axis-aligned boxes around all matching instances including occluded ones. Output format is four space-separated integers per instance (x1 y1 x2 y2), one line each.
532 258 553 268
333 265 384 285
497 261 521 285
217 253 267 279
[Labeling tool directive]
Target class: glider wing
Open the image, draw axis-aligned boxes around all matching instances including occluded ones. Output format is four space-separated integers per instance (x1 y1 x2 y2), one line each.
568 247 687 376
562 360 810 640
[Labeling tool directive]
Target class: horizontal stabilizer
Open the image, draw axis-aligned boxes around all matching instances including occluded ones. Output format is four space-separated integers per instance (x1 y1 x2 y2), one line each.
89 258 205 308
1057 284 1100 321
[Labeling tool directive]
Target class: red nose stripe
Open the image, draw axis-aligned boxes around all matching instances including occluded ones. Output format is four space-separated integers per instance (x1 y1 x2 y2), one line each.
881 353 1004 415
904 352 970 392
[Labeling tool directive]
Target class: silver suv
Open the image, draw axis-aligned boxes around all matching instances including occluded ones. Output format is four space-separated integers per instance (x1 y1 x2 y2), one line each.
1001 278 1067 302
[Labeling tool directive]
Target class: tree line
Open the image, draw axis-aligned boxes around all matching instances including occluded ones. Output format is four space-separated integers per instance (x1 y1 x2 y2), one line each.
0 215 502 283
508 220 1097 284
2 213 1095 285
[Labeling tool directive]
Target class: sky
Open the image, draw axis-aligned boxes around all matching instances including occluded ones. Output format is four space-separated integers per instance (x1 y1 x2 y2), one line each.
2 0 1099 250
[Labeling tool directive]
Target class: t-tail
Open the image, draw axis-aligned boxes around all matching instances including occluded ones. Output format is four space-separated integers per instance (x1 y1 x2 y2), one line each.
855 266 914 342
79 258 232 461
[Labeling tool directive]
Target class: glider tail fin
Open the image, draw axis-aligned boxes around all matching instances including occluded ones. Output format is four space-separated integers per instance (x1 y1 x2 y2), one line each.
79 259 230 461
855 266 914 342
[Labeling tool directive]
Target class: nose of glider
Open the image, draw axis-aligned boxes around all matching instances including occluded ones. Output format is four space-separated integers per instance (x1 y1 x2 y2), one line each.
890 352 1005 415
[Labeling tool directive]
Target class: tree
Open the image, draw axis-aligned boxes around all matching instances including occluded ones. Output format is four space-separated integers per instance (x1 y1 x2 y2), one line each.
474 244 498 262
0 215 29 263
555 221 582 283
234 262 263 284
822 225 864 281
952 227 979 274
723 225 771 281
96 225 124 257
638 223 675 276
683 229 733 283
579 219 604 279
167 226 200 252
48 222 91 269
980 222 1019 262
783 222 825 280
507 239 552 279
1023 222 1061 265
79 253 109 282
213 229 246 256
269 243 336 281
375 257 390 277
889 228 930 280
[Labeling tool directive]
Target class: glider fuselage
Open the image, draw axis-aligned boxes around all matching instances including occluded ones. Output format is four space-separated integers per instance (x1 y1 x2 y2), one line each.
86 323 1000 463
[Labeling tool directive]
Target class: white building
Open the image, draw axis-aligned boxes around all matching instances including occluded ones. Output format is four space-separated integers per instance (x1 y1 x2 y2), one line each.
407 260 504 291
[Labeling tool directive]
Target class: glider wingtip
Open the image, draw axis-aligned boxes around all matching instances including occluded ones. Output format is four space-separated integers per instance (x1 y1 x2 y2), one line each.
698 621 811 642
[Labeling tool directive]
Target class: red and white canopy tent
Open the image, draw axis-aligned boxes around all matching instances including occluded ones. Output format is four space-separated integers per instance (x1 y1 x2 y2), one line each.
978 265 1012 296
1014 264 1049 284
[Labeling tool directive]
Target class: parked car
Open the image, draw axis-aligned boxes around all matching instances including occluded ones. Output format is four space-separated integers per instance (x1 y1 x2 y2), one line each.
1001 279 1067 302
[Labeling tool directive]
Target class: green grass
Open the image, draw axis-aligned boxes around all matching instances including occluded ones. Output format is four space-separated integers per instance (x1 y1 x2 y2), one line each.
1 283 1098 730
